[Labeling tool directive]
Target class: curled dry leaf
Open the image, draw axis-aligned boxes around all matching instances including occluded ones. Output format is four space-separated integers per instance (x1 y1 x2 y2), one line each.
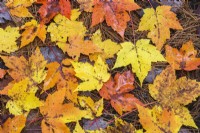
138 6 183 50
37 0 71 24
165 41 200 71
0 115 26 133
91 0 140 37
20 20 46 48
99 71 143 115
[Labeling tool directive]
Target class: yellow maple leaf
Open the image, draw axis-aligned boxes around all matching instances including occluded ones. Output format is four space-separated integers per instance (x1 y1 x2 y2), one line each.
0 115 26 133
0 26 20 53
6 0 35 17
138 6 183 50
137 105 182 133
149 66 199 128
89 30 121 61
40 88 88 133
6 78 43 115
0 47 47 84
72 56 110 91
113 39 166 85
78 96 104 118
21 20 46 47
47 9 86 44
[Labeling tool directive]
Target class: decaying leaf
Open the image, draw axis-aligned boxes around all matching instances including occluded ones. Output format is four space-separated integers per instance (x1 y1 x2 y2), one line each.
91 0 140 37
0 68 6 79
21 19 46 47
6 78 43 115
99 71 143 115
58 35 101 60
113 39 166 85
40 88 88 133
38 0 71 24
0 47 47 84
0 2 12 23
0 26 20 53
149 66 200 128
77 0 93 12
6 0 35 17
138 6 183 50
72 56 110 91
0 115 26 133
78 96 104 118
90 30 121 61
165 41 200 71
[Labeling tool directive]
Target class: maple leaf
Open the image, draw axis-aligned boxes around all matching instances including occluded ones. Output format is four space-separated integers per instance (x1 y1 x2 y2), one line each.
72 56 110 92
0 68 6 79
6 0 35 17
0 47 47 84
138 6 183 50
0 26 20 53
149 66 200 128
77 0 93 12
137 105 183 133
58 35 101 60
40 88 88 133
20 20 47 48
37 0 71 24
78 96 104 118
89 30 121 61
165 41 200 71
99 71 143 115
6 78 43 115
0 115 26 133
91 0 140 37
43 61 78 104
113 39 166 85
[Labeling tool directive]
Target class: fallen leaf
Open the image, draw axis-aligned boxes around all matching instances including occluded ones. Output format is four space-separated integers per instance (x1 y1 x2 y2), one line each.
1 47 47 84
38 0 71 24
138 6 183 50
58 35 101 60
0 115 26 133
73 122 85 133
78 96 104 117
0 2 12 23
6 0 35 17
89 30 121 61
99 71 143 115
0 26 20 53
6 78 43 115
113 39 166 85
77 0 93 12
91 0 140 37
137 105 182 133
165 41 200 71
0 68 6 79
149 66 200 128
72 56 110 92
40 88 88 133
20 20 46 47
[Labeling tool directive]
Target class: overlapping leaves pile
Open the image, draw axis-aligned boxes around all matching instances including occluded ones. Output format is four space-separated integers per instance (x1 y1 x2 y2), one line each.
0 0 200 133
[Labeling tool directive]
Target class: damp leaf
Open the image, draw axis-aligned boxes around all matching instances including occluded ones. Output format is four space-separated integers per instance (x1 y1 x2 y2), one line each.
165 41 200 71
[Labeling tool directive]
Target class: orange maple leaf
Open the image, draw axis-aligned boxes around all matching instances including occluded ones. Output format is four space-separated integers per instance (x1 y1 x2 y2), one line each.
99 71 143 115
37 0 71 24
91 0 140 38
165 41 200 71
